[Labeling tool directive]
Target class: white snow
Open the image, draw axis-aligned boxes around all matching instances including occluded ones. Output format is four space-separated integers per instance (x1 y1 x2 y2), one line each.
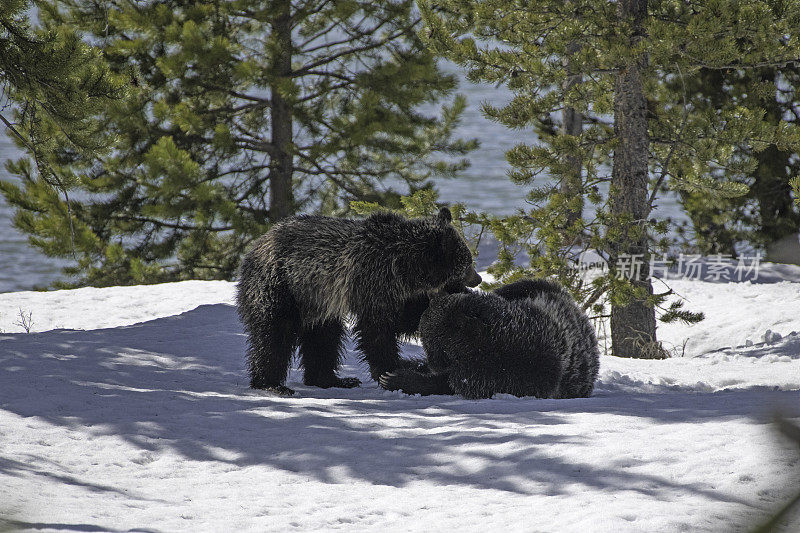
1 270 799 531
0 280 236 332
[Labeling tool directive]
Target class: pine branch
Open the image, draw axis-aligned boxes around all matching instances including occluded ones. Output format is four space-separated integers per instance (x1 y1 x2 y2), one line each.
292 22 418 77
649 64 689 208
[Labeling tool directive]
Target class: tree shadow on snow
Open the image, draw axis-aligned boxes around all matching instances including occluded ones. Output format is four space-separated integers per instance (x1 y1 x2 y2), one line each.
700 332 800 360
1 518 160 533
0 303 796 504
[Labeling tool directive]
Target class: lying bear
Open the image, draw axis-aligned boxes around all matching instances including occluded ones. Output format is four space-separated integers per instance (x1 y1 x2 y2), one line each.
379 279 599 399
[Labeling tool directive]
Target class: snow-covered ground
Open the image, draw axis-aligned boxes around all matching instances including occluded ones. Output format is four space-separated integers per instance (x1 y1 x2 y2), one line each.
1 271 799 532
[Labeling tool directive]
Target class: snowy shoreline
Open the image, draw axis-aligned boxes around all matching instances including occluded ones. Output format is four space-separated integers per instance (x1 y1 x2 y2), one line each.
1 272 799 531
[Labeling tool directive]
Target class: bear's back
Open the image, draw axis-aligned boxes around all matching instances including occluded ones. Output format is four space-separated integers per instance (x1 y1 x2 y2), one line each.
245 212 424 323
527 292 599 398
242 216 360 321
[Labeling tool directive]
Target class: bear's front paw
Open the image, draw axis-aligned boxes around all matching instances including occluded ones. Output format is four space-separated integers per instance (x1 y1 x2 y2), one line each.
333 376 362 389
380 369 454 396
379 371 410 392
305 375 361 389
379 369 430 393
252 384 296 396
395 359 430 373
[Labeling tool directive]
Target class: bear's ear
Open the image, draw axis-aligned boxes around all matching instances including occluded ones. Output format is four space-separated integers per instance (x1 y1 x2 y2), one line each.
437 207 452 224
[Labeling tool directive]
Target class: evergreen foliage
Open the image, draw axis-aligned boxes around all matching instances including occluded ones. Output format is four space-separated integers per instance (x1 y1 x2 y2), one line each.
417 0 800 357
793 176 800 206
1 0 475 286
0 1 124 153
0 0 125 269
671 66 800 256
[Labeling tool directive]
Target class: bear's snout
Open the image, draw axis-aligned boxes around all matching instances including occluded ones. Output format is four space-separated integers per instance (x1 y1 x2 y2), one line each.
465 265 482 287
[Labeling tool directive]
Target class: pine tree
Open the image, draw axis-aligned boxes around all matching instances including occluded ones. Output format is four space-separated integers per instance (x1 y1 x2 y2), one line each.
1 0 124 252
1 1 124 149
1 0 476 286
418 0 800 358
672 66 800 256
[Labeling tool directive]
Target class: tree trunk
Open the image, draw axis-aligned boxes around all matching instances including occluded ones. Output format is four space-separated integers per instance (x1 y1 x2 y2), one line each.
752 69 800 247
269 3 294 222
754 145 797 237
609 0 659 358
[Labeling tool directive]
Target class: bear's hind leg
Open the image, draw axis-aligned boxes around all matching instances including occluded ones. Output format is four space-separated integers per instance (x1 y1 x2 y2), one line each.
299 320 361 389
239 291 299 395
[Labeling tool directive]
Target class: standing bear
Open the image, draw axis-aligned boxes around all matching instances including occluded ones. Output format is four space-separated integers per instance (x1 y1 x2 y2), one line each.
236 208 480 395
380 279 600 399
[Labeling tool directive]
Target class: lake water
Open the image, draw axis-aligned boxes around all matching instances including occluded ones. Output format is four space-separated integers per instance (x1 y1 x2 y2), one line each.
0 75 686 293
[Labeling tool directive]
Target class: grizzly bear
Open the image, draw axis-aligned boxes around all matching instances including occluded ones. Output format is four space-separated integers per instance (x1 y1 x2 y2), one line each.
379 279 599 399
236 208 480 395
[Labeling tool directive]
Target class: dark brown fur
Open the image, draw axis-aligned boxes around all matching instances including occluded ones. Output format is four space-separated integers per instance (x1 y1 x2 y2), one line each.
380 279 599 399
236 208 479 395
